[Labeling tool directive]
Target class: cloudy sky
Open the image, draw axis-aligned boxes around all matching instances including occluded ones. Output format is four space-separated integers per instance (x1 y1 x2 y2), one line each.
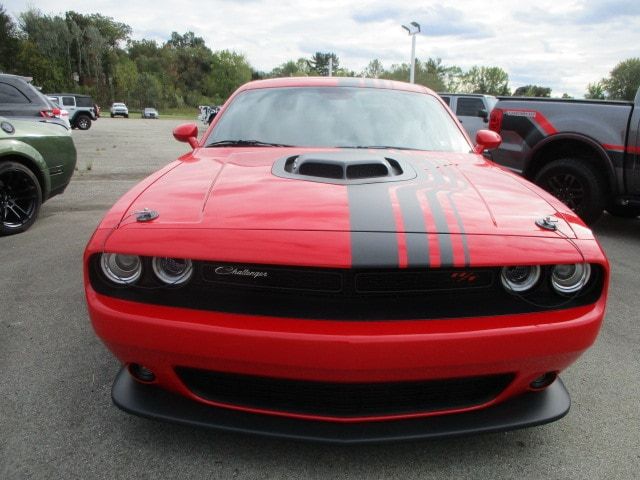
4 0 640 97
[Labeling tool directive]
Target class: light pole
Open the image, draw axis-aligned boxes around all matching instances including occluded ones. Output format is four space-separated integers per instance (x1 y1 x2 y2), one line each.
401 22 420 83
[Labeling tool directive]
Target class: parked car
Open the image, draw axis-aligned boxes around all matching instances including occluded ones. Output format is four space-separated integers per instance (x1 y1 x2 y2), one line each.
85 77 608 443
0 116 76 235
45 97 72 129
47 93 98 130
439 93 497 140
141 107 159 119
488 88 640 223
0 74 67 128
110 103 129 118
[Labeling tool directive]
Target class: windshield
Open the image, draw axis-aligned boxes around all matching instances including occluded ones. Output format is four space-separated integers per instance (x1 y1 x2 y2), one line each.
205 87 471 152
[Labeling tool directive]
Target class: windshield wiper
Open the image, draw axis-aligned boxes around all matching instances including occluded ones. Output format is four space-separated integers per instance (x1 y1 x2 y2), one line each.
336 145 415 150
207 139 293 148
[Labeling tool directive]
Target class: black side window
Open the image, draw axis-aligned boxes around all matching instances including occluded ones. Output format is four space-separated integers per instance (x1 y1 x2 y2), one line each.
0 83 30 104
456 98 485 116
62 97 75 107
76 97 92 107
440 96 450 106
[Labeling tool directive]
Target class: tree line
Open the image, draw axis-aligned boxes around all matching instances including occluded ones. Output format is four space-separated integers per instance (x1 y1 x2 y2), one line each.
1 5 638 109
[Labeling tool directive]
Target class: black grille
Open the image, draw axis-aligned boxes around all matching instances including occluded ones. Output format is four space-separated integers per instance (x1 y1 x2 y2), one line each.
89 258 604 320
176 368 515 417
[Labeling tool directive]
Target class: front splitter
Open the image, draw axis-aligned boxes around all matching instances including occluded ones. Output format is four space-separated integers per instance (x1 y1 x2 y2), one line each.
111 367 570 444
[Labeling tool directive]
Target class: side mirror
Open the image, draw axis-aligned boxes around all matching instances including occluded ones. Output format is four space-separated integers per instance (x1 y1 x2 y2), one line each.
173 123 199 149
474 129 501 153
478 108 489 121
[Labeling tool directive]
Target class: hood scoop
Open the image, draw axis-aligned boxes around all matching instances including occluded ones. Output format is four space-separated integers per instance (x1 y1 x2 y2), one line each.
272 151 417 185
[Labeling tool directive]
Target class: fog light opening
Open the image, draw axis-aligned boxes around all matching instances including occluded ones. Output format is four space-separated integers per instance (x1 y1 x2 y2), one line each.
129 363 156 383
529 372 557 390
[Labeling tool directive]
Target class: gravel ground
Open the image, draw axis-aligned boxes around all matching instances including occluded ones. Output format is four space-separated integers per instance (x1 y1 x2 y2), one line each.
1 117 639 479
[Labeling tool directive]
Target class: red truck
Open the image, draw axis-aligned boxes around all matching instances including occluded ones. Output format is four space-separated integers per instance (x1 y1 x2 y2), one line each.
489 89 640 223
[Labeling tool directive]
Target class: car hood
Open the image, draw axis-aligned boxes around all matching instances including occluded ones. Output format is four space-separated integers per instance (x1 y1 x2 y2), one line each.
122 148 576 239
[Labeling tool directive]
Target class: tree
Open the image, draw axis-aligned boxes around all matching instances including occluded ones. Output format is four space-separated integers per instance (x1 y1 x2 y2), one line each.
462 66 510 95
585 82 606 100
270 58 309 78
513 85 551 97
363 59 384 79
603 58 640 101
0 5 20 72
307 52 339 76
113 57 138 104
209 50 252 103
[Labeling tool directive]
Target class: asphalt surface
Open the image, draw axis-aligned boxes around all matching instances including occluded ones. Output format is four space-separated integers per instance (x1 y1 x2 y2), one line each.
1 118 639 479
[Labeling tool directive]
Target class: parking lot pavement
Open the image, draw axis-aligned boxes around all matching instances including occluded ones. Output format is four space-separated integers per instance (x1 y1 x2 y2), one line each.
1 117 639 479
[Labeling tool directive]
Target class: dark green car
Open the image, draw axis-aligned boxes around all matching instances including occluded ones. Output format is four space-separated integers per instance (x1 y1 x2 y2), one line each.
0 117 76 235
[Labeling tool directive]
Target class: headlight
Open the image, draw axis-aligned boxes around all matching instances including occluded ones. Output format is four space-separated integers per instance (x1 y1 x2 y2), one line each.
101 253 142 284
501 265 541 292
152 257 193 285
551 263 591 294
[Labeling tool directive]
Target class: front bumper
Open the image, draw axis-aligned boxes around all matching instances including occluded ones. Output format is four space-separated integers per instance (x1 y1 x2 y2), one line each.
113 366 570 443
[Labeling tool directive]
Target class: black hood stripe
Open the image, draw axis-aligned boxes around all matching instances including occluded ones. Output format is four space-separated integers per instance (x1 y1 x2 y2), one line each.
396 186 430 267
348 184 398 267
347 158 471 269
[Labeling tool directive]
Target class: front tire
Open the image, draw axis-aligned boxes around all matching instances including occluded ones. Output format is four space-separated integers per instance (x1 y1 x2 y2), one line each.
0 162 42 235
76 115 91 130
534 158 605 225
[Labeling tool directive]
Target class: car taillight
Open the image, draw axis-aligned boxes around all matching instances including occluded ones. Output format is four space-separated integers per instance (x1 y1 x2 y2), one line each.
40 108 62 119
489 108 503 133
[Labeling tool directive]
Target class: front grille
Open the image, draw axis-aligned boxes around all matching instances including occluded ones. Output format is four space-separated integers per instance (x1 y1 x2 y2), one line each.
176 368 515 418
89 257 604 320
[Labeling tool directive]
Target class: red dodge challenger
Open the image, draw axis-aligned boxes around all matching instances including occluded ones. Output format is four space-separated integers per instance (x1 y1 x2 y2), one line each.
84 77 608 443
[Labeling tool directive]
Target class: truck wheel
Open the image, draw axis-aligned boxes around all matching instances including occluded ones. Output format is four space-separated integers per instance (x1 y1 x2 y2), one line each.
605 204 640 218
0 161 42 235
534 158 605 224
76 115 91 130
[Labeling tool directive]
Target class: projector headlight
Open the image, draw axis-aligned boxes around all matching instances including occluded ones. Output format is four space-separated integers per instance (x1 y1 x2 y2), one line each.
500 265 541 292
152 257 193 285
551 263 591 294
100 253 142 284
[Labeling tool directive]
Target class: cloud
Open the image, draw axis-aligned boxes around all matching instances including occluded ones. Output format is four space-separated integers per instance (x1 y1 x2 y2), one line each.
352 5 493 39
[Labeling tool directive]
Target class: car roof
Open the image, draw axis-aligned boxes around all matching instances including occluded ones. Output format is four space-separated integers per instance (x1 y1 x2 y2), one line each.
437 92 496 98
237 77 434 95
47 93 93 98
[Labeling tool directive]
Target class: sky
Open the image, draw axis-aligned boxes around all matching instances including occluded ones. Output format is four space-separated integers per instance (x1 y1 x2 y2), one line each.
4 0 640 98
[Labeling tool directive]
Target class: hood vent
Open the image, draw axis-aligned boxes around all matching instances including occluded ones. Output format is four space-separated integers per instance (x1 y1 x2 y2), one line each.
272 151 417 185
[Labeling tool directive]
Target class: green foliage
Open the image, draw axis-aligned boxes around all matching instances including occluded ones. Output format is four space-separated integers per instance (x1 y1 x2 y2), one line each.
209 50 252 103
513 85 551 97
462 66 510 96
308 52 339 76
585 82 606 100
603 58 640 101
270 58 309 78
0 5 20 72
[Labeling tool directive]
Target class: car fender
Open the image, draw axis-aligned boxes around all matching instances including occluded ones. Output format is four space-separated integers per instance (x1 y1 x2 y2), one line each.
0 139 51 197
525 132 618 193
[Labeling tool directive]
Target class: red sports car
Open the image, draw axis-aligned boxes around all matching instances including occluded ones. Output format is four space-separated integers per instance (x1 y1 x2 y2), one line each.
84 78 608 443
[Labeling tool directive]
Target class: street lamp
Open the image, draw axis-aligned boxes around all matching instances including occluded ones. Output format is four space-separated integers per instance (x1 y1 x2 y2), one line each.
401 21 421 83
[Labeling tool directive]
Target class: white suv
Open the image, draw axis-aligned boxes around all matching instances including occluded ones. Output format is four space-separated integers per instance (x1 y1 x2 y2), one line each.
110 102 129 118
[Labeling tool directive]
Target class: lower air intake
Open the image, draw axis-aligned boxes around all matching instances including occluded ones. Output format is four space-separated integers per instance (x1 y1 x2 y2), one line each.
176 368 515 418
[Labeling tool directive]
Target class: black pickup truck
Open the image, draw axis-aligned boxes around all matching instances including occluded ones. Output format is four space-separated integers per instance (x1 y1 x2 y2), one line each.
489 88 640 223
